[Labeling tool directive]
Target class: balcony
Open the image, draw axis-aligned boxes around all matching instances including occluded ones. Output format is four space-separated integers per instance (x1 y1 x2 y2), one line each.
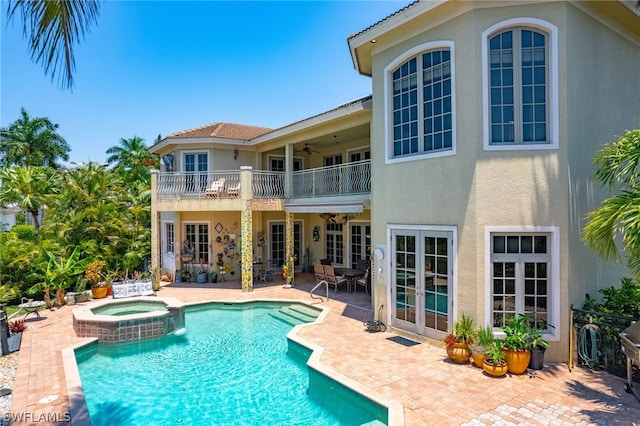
155 160 371 201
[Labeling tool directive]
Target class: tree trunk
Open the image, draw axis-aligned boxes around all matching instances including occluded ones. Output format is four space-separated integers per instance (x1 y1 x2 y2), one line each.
29 208 40 230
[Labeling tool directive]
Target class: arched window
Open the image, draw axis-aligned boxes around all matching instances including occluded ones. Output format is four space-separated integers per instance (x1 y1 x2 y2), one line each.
483 19 558 150
388 43 456 162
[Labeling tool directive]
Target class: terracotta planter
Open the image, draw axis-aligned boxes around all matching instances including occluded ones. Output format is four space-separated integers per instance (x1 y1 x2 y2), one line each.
446 342 471 364
483 359 508 377
471 351 486 368
106 285 113 296
504 349 531 375
91 286 108 299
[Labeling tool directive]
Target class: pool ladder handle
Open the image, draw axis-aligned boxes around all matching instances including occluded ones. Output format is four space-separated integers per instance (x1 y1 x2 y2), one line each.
310 280 329 303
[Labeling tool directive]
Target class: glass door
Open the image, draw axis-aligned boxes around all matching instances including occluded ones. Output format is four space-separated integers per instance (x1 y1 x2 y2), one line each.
270 221 302 268
184 153 208 193
391 229 452 338
350 223 371 268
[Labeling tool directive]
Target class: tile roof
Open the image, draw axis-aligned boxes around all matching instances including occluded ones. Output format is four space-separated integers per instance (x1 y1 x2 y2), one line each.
166 122 273 140
347 0 419 41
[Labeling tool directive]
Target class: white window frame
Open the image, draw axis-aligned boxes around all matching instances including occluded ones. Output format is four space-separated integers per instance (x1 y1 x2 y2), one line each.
181 150 210 172
484 226 560 341
482 18 559 151
384 41 457 165
163 221 174 254
183 221 210 264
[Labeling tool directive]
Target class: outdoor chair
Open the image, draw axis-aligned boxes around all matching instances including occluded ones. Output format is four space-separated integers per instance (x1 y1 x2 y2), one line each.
354 267 370 294
324 265 349 293
313 263 326 284
205 178 226 197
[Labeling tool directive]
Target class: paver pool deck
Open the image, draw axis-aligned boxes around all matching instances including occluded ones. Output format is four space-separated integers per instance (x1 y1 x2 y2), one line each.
9 273 640 425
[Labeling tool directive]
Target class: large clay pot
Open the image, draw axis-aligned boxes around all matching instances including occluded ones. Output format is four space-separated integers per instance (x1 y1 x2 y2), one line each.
446 342 471 364
471 351 486 368
483 359 508 377
91 286 108 299
504 349 531 375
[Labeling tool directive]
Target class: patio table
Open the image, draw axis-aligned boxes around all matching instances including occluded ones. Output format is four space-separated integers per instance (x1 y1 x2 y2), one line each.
18 299 45 320
334 268 365 292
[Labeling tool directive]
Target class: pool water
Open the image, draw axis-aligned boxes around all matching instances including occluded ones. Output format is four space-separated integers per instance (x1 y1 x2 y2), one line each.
75 302 387 426
91 301 168 316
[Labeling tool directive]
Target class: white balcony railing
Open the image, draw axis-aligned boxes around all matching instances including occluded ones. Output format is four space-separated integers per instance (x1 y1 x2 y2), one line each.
290 160 371 198
155 160 370 201
157 171 241 201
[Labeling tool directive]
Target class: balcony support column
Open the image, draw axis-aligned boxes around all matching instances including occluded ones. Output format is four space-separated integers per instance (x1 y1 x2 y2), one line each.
285 211 295 287
241 203 253 292
285 144 293 198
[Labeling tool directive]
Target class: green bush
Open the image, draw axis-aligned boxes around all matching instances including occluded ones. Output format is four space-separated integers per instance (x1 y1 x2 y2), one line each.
583 277 640 319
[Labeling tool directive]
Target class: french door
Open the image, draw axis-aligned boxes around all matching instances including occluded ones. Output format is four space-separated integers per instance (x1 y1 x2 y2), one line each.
391 228 453 338
184 153 208 193
350 223 371 268
269 221 302 268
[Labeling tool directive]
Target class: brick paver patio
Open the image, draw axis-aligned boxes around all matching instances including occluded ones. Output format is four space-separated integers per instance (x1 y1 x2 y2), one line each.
8 273 640 425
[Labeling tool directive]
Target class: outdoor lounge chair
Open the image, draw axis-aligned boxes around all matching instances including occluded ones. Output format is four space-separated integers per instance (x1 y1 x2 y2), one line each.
205 178 226 197
313 263 326 284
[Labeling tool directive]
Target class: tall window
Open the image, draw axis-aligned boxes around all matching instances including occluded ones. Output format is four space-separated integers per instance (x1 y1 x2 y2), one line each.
490 233 551 330
483 19 558 150
389 45 455 160
185 223 209 264
325 223 344 265
164 222 174 254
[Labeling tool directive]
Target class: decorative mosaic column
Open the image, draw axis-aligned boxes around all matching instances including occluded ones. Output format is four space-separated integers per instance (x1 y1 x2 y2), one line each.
285 211 295 288
241 203 253 292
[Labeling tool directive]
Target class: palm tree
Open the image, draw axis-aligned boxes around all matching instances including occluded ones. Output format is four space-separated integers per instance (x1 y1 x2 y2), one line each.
106 136 158 185
0 108 70 168
0 166 60 230
583 128 640 276
6 0 101 90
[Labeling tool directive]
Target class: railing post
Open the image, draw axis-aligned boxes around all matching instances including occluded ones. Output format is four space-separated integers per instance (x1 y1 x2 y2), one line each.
240 166 253 200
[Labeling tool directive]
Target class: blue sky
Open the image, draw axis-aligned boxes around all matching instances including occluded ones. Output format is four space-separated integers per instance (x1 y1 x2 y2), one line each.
1 1 408 164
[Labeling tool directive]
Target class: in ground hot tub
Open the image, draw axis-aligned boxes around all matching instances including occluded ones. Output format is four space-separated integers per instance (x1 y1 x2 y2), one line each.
73 297 185 344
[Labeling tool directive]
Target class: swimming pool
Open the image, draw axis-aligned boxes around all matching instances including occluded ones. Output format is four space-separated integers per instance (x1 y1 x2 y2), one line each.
74 302 388 425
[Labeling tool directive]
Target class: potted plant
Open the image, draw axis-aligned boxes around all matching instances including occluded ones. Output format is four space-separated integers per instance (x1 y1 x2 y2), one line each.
181 269 193 283
85 260 109 299
73 276 90 303
482 339 508 377
443 313 474 364
502 314 532 374
149 266 161 291
469 325 494 368
527 320 550 370
7 318 26 353
196 259 208 283
210 270 218 283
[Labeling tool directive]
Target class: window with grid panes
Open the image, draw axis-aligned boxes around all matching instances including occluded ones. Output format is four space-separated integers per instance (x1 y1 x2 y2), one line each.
491 234 550 330
488 27 549 145
391 48 454 158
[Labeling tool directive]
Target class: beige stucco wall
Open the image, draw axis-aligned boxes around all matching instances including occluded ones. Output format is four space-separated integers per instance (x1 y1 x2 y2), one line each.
367 2 640 361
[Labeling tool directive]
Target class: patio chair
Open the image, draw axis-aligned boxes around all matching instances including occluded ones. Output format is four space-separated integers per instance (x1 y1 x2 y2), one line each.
258 259 278 283
354 267 370 294
225 182 240 197
313 263 326 284
324 265 349 293
205 178 226 197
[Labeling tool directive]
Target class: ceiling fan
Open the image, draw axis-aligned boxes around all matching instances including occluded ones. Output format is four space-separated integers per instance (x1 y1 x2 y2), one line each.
295 144 320 155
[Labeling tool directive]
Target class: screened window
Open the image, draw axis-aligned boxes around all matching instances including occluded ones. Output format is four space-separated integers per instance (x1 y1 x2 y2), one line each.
391 48 454 159
489 27 548 145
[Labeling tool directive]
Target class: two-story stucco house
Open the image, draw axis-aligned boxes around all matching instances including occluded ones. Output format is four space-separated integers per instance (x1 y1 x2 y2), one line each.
150 0 640 362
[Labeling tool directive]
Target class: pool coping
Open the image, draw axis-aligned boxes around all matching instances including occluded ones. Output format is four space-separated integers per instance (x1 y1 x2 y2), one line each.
62 297 405 426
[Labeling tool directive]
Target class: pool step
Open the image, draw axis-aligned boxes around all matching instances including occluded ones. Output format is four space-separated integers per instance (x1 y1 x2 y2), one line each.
269 305 318 326
287 304 320 320
360 421 386 426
